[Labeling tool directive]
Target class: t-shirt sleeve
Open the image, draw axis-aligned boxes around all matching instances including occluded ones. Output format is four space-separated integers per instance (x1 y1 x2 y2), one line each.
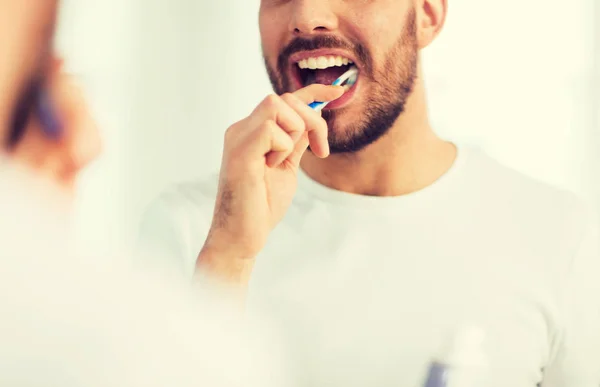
136 191 212 280
542 211 600 386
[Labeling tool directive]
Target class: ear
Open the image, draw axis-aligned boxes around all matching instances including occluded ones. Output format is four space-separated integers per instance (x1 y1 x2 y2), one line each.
416 0 447 49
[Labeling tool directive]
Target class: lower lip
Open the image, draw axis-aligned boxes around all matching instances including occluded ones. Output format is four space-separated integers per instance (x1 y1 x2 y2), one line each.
324 76 359 110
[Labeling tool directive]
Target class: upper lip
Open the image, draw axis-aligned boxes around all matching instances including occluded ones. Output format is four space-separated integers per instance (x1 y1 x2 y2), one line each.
289 49 360 69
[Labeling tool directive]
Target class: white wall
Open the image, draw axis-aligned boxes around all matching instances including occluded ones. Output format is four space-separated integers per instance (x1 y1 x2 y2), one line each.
55 0 139 246
592 0 600 212
57 0 600 242
124 0 272 239
423 0 596 198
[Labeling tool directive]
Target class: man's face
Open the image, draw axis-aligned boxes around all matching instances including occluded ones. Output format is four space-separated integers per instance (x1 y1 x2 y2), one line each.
260 0 419 154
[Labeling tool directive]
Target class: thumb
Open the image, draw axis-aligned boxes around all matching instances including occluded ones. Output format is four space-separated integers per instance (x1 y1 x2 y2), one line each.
286 131 310 167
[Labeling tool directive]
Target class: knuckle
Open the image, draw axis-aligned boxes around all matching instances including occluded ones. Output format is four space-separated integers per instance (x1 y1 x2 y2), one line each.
296 117 307 133
224 124 238 143
223 121 248 152
280 93 295 103
262 94 281 109
258 119 277 137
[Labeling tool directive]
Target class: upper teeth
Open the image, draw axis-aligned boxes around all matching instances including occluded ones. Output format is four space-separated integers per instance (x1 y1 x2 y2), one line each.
297 56 353 70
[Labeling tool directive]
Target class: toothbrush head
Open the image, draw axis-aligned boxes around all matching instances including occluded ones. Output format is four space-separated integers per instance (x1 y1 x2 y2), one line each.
332 66 358 89
308 66 359 111
343 72 358 89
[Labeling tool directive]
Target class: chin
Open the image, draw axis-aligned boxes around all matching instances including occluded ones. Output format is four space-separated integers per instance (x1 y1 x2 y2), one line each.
322 104 360 129
323 113 362 146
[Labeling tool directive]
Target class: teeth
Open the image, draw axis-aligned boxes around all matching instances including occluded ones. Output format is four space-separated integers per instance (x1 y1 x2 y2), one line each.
297 55 354 70
316 57 329 69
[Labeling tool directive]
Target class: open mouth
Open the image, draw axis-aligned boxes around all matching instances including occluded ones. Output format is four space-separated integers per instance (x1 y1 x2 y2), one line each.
293 55 359 88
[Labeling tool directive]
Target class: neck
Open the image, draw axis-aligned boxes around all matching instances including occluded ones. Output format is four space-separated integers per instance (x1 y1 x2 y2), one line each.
300 71 457 197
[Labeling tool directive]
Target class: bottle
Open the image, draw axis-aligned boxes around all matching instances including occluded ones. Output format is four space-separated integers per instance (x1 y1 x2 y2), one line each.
422 325 488 387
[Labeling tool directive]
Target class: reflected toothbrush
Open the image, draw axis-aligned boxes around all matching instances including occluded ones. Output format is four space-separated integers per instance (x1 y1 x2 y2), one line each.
36 87 62 139
7 73 62 148
309 66 358 112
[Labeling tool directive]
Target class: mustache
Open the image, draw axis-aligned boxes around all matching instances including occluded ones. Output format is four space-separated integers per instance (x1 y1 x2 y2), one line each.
277 35 372 75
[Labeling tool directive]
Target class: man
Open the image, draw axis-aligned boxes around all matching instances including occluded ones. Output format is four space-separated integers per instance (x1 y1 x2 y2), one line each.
0 2 286 386
138 0 600 386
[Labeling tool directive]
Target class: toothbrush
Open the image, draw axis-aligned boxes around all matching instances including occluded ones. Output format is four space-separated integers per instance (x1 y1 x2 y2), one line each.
36 87 63 139
309 66 358 112
7 78 62 148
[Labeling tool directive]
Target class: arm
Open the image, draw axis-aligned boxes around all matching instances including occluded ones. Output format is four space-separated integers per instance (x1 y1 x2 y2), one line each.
195 244 256 307
139 84 345 304
136 190 254 304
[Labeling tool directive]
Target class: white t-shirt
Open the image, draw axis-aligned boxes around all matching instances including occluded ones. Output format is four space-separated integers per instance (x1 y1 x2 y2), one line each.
137 146 600 387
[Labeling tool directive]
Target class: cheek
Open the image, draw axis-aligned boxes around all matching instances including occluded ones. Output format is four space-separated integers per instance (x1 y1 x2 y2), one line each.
349 16 397 66
259 16 283 65
369 22 401 54
349 2 410 60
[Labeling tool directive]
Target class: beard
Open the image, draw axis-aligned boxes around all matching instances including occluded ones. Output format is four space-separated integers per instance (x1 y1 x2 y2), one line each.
263 9 418 154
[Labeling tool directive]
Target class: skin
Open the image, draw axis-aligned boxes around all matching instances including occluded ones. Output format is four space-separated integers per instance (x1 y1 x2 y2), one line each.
0 0 101 197
197 0 455 301
0 0 57 136
263 2 418 155
260 0 455 196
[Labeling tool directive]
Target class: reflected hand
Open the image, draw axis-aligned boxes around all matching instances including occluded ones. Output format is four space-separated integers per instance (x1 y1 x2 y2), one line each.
0 0 101 194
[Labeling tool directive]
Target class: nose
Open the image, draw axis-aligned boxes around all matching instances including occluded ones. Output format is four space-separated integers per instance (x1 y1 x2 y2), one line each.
289 0 338 36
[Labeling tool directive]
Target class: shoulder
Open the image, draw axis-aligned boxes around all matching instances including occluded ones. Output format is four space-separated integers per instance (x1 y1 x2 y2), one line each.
463 148 580 204
464 147 587 222
460 147 592 254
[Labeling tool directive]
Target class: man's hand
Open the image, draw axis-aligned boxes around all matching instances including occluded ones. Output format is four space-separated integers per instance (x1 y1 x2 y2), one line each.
198 84 344 283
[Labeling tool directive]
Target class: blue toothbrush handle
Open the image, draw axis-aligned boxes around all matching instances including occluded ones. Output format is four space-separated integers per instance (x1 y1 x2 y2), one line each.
307 75 349 111
36 88 63 139
306 66 357 111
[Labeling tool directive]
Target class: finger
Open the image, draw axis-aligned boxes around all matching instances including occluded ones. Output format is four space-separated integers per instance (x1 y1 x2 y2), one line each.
253 95 305 142
287 131 310 167
256 120 294 168
280 93 329 158
292 84 345 105
55 74 102 169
